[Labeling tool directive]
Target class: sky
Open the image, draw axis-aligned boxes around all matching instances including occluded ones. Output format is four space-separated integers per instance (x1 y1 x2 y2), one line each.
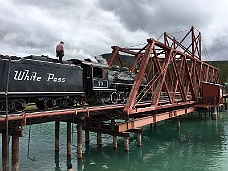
1 0 228 61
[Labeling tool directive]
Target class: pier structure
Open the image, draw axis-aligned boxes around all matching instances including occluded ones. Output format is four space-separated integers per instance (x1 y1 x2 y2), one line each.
0 26 225 171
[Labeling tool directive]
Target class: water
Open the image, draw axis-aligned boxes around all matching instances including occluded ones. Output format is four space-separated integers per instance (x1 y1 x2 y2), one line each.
1 111 228 171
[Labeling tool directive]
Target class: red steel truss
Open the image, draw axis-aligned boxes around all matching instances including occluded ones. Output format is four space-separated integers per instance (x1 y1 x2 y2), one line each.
107 26 220 115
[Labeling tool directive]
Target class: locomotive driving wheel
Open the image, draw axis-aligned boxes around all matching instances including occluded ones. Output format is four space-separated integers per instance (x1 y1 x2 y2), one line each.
35 99 45 110
44 98 56 109
118 92 127 103
0 100 15 112
56 97 74 108
14 99 27 112
110 92 118 104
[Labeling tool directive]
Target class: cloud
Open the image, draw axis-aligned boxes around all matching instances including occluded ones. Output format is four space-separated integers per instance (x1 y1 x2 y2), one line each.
0 0 228 61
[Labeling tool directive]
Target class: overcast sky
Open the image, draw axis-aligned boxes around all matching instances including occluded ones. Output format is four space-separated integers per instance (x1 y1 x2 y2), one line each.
1 0 228 61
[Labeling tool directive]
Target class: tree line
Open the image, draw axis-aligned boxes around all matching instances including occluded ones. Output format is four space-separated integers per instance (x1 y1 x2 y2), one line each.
207 61 228 85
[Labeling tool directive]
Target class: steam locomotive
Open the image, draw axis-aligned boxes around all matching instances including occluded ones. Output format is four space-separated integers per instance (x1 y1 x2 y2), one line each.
0 55 147 112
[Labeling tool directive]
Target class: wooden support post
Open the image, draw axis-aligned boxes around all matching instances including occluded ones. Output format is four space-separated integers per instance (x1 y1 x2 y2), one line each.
84 117 90 144
77 123 83 159
204 108 207 118
199 109 204 120
190 112 193 118
67 121 71 156
111 118 116 131
55 121 60 153
54 153 60 170
211 107 217 120
150 123 153 129
97 133 102 145
226 97 227 109
137 132 142 146
85 130 90 144
177 117 180 130
77 123 82 159
2 129 9 171
124 137 129 151
209 107 211 117
97 119 102 145
12 135 19 171
225 98 227 110
113 136 117 148
154 122 157 128
204 109 207 118
67 156 71 168
77 158 83 171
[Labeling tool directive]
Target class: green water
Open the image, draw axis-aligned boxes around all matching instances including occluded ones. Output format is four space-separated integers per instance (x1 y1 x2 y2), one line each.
1 111 228 171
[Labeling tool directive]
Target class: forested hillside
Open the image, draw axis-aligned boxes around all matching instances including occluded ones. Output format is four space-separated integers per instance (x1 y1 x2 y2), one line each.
206 61 228 85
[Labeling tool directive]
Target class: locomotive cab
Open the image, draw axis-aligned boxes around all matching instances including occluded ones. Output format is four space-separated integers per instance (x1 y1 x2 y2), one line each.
80 60 109 92
91 64 109 90
75 59 117 105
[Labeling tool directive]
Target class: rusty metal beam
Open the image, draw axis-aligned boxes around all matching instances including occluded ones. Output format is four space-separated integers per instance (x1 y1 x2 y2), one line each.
118 107 195 132
107 46 119 68
152 51 172 104
0 104 125 123
152 50 173 106
84 126 130 137
171 57 186 101
135 101 195 113
123 39 155 114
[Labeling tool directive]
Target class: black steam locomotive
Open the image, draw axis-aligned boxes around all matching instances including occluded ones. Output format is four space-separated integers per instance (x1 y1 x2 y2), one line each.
0 55 146 112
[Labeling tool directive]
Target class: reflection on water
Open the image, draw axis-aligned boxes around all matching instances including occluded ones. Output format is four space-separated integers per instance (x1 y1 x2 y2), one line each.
0 111 228 171
54 153 61 171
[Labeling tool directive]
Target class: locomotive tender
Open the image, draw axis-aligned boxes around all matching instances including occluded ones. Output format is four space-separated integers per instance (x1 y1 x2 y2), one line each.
0 54 146 112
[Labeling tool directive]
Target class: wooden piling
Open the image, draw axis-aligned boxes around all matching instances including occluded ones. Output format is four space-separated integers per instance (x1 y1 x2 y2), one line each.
54 153 60 170
55 121 60 153
111 118 115 131
190 112 193 118
67 121 71 156
177 117 180 130
154 122 157 128
113 136 117 148
211 107 217 120
12 135 19 171
137 133 142 146
85 130 90 144
97 119 102 145
124 137 129 151
77 123 83 159
2 129 9 171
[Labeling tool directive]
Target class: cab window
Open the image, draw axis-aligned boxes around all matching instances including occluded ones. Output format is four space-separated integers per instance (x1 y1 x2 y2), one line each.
93 67 103 78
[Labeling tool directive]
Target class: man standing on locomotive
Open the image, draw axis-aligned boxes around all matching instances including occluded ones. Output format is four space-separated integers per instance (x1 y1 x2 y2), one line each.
56 41 64 62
